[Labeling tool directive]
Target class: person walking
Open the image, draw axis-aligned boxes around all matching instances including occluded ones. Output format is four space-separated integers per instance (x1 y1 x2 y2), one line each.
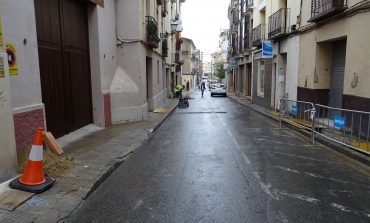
200 81 206 98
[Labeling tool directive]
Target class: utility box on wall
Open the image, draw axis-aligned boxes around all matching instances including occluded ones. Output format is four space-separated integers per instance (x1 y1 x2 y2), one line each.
0 52 18 183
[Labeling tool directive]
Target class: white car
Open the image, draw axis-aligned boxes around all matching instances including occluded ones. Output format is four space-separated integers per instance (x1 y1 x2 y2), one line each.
210 84 227 97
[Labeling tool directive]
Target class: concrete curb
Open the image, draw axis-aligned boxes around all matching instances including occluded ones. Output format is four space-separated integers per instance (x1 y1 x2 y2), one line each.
228 95 370 166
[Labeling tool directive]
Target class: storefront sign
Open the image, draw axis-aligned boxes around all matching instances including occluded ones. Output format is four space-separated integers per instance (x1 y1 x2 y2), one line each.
262 41 273 58
6 44 17 75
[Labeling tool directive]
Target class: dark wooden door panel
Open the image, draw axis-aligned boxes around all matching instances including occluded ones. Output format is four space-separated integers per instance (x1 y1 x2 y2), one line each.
38 47 66 137
34 0 61 45
60 0 89 50
68 51 92 131
35 0 92 137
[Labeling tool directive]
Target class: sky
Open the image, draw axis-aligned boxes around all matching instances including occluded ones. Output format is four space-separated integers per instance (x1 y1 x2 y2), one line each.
181 0 230 62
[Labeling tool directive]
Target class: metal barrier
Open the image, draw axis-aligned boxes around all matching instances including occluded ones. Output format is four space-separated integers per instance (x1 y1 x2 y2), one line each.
278 97 370 155
279 98 316 143
314 104 370 155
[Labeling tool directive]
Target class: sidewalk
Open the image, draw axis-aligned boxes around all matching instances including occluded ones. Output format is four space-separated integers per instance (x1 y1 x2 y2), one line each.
227 94 370 166
0 99 179 223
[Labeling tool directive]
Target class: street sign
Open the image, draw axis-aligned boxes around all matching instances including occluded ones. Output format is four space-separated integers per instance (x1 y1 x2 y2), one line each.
223 61 229 70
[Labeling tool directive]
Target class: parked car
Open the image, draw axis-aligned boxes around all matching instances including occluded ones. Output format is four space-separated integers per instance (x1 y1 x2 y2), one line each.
210 84 227 97
208 80 218 88
209 83 216 91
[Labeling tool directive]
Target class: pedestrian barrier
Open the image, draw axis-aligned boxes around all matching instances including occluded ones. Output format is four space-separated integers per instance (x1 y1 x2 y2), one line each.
314 104 370 155
279 98 316 143
278 98 370 155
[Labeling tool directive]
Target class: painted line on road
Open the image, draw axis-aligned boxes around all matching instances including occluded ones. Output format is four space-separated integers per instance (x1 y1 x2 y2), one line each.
242 152 251 165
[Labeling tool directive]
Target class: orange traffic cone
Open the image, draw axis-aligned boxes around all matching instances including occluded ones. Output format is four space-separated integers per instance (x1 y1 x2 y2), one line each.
10 127 54 193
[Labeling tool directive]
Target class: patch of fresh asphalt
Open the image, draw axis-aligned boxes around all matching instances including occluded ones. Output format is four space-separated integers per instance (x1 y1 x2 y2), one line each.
66 90 370 223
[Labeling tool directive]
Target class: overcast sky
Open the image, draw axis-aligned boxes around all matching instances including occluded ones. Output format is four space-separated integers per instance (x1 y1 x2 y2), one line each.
181 0 230 62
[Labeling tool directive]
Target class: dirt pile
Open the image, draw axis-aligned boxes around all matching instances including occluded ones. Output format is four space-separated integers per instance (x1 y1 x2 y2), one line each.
17 146 76 178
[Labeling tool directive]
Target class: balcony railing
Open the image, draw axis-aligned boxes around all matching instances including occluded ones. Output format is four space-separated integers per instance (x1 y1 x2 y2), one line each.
146 16 160 48
268 8 290 40
252 24 265 47
308 0 348 22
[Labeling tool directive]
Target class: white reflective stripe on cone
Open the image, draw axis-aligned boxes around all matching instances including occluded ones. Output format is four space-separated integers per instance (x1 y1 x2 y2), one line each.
29 145 43 161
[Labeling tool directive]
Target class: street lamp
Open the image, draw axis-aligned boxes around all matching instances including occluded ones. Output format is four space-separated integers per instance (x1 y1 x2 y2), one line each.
160 20 181 39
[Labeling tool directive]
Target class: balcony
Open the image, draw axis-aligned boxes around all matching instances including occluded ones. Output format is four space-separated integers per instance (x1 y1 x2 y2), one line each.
146 16 160 49
268 8 290 40
252 24 265 47
308 0 348 22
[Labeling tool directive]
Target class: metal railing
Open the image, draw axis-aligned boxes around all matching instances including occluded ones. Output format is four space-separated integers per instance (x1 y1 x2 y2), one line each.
279 98 316 143
314 104 370 155
145 16 160 48
279 97 370 155
268 8 290 39
309 0 348 22
252 24 265 47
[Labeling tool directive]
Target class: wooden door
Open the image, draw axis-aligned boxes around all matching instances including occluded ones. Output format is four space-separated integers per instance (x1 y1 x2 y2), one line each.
35 0 92 138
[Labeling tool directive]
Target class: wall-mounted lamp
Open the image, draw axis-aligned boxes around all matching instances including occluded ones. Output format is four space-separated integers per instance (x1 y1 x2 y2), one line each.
160 20 182 39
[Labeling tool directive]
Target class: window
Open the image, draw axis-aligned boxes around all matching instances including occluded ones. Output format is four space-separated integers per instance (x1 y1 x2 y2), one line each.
257 60 265 97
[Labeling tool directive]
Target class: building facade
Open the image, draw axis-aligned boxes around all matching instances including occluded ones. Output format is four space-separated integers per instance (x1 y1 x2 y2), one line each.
0 0 186 183
298 0 370 112
228 0 253 98
181 37 200 89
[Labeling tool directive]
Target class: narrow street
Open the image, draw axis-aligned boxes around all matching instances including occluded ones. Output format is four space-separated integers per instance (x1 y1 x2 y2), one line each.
66 90 370 223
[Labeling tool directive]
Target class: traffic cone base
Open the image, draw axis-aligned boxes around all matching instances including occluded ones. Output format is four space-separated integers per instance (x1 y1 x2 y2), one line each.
9 176 54 194
9 127 55 193
19 160 46 185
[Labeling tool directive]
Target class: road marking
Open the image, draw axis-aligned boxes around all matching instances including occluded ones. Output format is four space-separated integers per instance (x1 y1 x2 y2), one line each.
242 153 251 165
330 203 351 212
277 191 320 203
276 166 300 173
253 172 279 200
133 199 143 210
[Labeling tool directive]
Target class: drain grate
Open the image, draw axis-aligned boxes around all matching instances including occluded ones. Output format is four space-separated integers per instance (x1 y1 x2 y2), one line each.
175 111 227 114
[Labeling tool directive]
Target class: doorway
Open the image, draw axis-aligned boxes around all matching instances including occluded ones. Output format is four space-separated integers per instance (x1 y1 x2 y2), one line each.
35 0 92 138
330 40 346 109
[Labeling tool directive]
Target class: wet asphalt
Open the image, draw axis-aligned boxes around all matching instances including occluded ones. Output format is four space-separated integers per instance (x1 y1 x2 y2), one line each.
66 89 370 223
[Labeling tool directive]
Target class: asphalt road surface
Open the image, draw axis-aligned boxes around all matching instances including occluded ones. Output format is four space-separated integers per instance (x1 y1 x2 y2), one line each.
66 89 370 223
